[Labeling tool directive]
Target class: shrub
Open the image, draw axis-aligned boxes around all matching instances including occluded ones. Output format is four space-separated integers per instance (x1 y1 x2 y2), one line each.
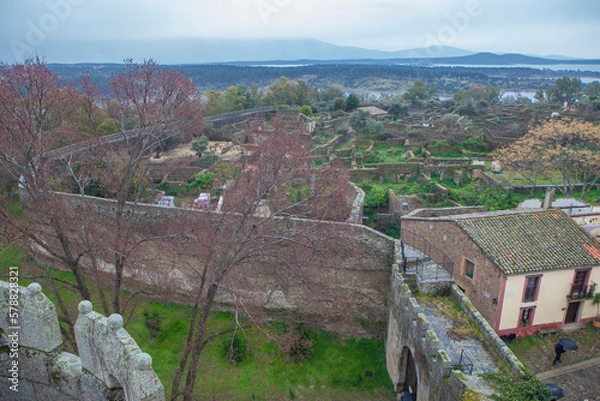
441 113 461 126
363 184 388 208
143 310 163 339
482 370 551 401
191 136 209 157
187 172 215 191
280 323 313 363
299 105 313 116
222 332 247 365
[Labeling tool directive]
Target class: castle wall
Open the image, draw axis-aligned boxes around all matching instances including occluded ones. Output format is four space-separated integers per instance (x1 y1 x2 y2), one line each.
30 191 394 333
0 281 164 401
386 265 468 401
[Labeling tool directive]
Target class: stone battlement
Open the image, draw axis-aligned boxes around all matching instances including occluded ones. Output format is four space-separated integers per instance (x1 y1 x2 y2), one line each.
0 279 164 401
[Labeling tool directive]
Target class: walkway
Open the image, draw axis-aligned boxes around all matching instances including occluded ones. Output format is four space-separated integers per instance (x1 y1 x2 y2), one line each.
537 356 600 380
403 245 453 282
421 305 497 396
537 358 600 401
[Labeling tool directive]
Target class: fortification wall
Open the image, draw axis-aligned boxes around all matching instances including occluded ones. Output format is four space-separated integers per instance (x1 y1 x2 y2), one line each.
0 280 164 401
31 191 394 333
386 265 468 401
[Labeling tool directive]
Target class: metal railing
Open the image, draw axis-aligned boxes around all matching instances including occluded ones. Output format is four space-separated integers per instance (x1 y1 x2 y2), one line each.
568 282 596 300
452 350 474 376
401 229 455 277
403 256 449 282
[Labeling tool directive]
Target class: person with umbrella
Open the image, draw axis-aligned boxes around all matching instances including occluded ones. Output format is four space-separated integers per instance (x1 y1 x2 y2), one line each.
552 342 565 365
553 338 578 365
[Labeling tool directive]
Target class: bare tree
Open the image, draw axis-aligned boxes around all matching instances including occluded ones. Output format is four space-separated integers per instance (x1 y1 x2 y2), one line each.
0 59 204 327
166 116 352 401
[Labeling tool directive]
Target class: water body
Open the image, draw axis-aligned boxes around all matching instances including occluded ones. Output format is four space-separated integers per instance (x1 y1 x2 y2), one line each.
434 64 600 73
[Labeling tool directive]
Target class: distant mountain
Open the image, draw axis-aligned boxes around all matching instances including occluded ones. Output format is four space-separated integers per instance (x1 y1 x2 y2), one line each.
1 38 475 64
421 52 600 66
3 37 597 66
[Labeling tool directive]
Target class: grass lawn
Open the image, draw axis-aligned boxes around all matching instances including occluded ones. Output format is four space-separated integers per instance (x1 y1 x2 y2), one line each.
0 246 395 401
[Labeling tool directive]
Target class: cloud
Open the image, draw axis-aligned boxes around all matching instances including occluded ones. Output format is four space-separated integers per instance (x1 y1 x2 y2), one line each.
0 0 599 62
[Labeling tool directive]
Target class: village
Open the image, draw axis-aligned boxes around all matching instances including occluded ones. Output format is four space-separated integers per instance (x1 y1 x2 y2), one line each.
1 59 600 401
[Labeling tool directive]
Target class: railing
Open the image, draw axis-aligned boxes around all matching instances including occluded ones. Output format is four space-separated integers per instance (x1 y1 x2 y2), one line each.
452 349 474 376
401 229 455 277
404 256 449 282
567 282 596 300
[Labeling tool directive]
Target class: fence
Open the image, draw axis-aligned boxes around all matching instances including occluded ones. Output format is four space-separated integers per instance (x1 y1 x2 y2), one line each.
401 228 454 277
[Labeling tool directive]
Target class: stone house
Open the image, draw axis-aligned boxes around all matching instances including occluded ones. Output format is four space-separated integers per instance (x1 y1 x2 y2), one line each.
401 208 600 337
357 106 389 120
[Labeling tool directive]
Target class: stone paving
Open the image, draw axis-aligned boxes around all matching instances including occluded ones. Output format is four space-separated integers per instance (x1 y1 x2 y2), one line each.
537 357 600 401
422 305 498 395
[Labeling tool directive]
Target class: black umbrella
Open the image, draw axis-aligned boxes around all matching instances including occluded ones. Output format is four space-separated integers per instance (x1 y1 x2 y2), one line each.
546 383 565 400
559 338 578 350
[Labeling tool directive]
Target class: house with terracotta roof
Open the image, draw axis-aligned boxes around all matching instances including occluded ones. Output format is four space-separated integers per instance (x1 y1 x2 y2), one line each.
401 208 600 337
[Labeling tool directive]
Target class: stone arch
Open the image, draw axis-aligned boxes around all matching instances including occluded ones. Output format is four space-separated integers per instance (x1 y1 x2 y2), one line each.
399 346 418 397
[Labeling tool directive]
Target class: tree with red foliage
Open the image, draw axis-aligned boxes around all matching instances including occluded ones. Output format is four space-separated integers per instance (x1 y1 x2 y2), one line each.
0 59 204 339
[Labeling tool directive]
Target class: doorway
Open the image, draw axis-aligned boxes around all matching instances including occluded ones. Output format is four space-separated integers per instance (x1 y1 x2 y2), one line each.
564 301 581 324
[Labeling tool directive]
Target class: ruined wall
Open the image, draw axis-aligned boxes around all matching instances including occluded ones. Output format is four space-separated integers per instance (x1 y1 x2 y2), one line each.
0 281 164 401
386 265 468 401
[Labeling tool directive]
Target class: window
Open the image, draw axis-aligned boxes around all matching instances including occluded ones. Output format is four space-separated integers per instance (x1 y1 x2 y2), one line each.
523 275 541 302
464 259 475 279
571 269 590 295
520 307 535 327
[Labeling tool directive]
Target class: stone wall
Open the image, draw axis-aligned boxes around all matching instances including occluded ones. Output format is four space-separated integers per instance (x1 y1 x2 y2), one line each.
386 265 468 401
31 191 394 333
449 285 525 375
0 281 164 401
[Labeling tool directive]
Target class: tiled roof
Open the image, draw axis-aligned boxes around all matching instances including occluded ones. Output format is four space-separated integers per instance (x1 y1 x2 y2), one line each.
454 210 600 275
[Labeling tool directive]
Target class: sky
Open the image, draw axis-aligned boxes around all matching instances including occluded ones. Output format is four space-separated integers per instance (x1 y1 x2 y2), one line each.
1 0 599 63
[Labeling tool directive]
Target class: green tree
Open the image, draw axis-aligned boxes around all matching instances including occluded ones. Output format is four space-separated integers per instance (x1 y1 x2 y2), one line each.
191 136 210 157
264 76 298 105
546 77 582 104
204 90 223 115
295 79 314 106
299 105 313 116
388 102 408 119
345 93 361 111
318 87 343 102
222 86 247 113
402 79 437 106
585 81 600 102
349 109 382 137
453 86 501 106
333 97 346 111
239 85 263 109
349 109 371 133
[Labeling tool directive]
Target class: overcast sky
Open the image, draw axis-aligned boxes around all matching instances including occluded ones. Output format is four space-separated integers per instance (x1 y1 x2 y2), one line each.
1 0 599 63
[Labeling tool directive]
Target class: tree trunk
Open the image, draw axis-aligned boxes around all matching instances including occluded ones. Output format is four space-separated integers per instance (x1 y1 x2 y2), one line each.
181 283 219 401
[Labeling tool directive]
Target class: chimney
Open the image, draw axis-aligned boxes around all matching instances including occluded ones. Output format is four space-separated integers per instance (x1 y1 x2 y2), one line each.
543 187 556 209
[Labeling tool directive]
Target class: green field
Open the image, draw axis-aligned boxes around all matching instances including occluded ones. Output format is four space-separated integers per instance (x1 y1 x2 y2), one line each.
0 246 394 401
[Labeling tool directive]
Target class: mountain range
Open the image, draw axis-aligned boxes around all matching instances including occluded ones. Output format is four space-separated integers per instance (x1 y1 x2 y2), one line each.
3 38 599 65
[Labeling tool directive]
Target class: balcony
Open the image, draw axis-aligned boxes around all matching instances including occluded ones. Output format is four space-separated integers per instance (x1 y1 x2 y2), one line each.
567 282 596 300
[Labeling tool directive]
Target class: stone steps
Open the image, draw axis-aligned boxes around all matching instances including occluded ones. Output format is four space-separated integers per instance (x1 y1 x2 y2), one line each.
403 273 419 294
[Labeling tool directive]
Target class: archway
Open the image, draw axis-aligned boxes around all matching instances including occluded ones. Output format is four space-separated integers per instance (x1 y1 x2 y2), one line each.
399 346 418 398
